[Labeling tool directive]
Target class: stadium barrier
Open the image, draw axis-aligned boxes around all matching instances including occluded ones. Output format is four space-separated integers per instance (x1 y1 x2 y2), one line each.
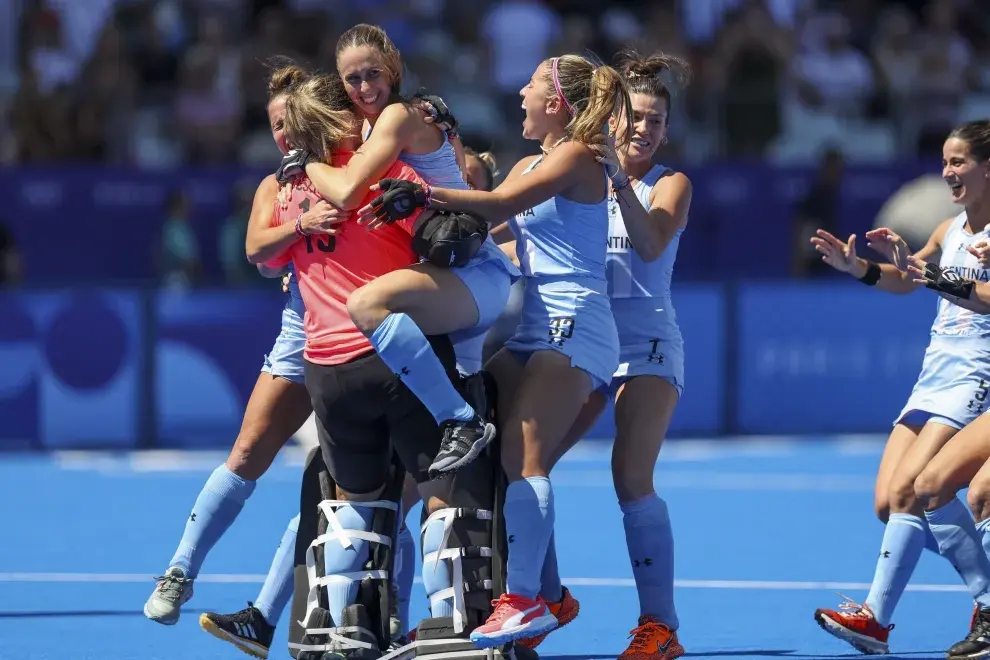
0 282 937 450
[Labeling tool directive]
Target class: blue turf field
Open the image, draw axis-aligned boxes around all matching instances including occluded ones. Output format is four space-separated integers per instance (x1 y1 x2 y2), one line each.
0 436 972 659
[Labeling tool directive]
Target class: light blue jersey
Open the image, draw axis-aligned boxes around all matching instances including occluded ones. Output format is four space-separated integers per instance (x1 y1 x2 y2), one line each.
606 165 685 395
931 212 990 338
397 132 520 374
896 211 990 429
261 264 306 384
504 156 619 388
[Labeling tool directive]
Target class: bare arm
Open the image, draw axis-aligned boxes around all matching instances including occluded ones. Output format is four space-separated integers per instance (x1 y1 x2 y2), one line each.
245 175 297 265
856 220 950 294
305 104 417 210
257 263 286 278
613 171 692 263
966 283 990 312
812 220 950 295
937 287 990 313
425 143 588 225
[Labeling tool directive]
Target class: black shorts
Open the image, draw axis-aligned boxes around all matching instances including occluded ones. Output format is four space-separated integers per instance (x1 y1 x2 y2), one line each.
304 335 458 495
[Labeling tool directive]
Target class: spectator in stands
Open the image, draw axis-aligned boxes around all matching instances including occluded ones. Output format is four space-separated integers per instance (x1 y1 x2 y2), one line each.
0 219 21 287
219 180 264 286
791 11 874 120
792 147 845 279
158 190 201 289
708 0 792 157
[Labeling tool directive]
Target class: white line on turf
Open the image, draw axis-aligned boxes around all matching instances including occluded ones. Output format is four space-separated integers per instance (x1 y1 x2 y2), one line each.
0 573 965 592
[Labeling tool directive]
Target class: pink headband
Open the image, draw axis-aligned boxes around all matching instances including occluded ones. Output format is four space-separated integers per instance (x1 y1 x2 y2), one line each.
551 58 574 116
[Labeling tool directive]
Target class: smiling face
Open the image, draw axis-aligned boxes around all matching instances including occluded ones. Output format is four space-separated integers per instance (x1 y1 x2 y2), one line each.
337 45 393 119
943 137 990 205
611 92 668 167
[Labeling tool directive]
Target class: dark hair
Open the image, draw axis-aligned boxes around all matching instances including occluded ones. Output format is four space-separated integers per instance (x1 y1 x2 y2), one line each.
617 50 691 123
335 24 403 94
948 120 990 162
283 73 358 160
267 60 310 103
464 147 499 191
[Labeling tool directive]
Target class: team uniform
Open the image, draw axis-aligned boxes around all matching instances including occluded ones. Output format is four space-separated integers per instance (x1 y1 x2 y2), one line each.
194 159 435 656
606 164 685 397
470 155 617 649
146 234 312 641
504 156 619 388
601 164 686 660
895 212 990 430
264 152 453 491
260 265 307 383
816 210 990 654
397 133 522 375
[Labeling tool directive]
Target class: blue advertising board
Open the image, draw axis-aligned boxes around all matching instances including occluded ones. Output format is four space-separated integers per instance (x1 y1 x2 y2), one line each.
0 282 958 448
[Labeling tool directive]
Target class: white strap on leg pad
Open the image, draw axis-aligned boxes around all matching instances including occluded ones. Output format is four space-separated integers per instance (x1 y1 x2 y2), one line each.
422 507 494 634
301 498 399 633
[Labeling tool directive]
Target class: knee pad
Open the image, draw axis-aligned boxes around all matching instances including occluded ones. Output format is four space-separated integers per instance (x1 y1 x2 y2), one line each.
288 446 405 659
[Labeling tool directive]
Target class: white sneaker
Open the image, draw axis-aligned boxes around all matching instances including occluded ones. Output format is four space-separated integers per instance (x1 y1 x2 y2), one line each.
144 566 194 625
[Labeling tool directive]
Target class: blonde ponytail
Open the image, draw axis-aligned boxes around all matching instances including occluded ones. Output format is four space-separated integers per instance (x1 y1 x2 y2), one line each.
545 55 633 155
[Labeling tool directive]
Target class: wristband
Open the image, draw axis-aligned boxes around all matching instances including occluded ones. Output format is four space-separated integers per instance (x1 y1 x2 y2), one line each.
294 214 307 238
612 173 631 192
858 261 881 286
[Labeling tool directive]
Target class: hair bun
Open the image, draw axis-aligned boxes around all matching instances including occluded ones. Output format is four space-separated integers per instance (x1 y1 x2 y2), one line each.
268 61 309 98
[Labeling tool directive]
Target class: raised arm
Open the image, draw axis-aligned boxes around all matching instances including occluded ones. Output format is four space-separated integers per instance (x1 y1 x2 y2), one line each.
304 104 418 210
419 143 588 225
612 171 692 263
811 219 951 294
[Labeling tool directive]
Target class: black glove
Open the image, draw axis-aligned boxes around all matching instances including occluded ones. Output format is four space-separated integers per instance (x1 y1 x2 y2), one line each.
367 179 429 224
276 148 314 184
922 261 975 299
413 91 460 137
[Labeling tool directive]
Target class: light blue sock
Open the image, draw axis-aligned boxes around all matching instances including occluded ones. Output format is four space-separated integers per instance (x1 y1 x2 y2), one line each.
925 499 990 608
170 465 256 577
540 533 562 603
978 518 990 560
924 525 941 554
324 504 375 627
370 313 475 423
621 494 678 629
864 513 926 627
422 516 454 618
254 514 299 626
396 522 416 631
504 477 554 600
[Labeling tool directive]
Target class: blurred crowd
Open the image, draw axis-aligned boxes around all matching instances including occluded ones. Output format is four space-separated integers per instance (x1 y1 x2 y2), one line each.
1 0 989 288
2 0 990 171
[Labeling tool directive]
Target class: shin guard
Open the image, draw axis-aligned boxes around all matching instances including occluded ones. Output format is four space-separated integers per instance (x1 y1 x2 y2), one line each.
288 447 405 659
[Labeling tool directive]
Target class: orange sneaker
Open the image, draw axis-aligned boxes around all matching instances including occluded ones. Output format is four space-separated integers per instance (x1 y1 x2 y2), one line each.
516 586 580 649
618 615 684 660
814 594 893 655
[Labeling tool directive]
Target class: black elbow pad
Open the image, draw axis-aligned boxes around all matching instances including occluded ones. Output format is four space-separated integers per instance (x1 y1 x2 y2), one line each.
412 211 489 268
